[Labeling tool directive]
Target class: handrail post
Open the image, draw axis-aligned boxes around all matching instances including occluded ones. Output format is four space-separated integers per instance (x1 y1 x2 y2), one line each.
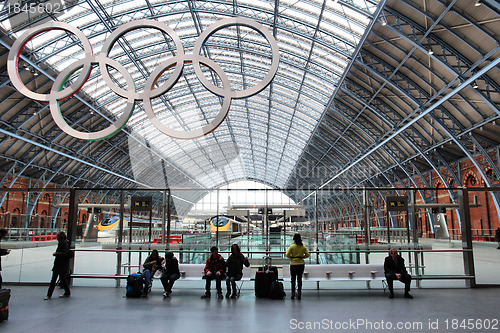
67 188 78 286
116 190 124 287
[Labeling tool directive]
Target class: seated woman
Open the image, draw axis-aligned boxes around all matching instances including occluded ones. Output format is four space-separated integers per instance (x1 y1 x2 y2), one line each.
160 251 180 298
225 244 249 298
142 249 164 296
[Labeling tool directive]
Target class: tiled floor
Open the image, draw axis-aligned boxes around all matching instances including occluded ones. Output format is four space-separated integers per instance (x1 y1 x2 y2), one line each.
1 284 499 333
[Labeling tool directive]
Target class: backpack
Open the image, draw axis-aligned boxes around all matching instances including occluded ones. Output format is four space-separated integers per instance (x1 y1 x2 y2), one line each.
269 281 286 300
126 273 144 298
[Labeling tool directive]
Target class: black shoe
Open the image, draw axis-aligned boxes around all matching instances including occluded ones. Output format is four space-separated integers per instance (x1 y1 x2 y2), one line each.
226 291 231 298
59 294 70 298
231 293 237 299
404 293 413 299
201 293 210 299
217 293 224 299
389 294 394 299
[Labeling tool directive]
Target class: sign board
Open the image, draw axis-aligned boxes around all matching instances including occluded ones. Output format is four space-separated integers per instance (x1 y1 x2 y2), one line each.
131 196 152 212
284 209 306 217
386 196 408 212
227 209 249 217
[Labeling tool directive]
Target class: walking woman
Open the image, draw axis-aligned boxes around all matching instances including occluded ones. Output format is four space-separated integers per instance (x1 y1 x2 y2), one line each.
45 231 71 300
286 233 309 299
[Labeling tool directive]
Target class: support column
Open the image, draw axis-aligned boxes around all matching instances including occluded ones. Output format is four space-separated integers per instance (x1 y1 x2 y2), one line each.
458 188 476 288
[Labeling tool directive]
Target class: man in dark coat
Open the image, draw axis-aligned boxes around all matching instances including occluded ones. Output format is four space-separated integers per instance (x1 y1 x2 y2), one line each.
0 229 11 289
384 248 412 299
44 231 71 300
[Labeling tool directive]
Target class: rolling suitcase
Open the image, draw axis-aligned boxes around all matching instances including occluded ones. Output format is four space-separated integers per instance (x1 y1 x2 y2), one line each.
254 257 278 298
0 289 10 322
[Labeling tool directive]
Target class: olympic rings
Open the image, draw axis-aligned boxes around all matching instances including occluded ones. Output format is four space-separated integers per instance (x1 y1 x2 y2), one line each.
7 21 93 103
99 20 185 101
7 18 279 141
50 56 135 141
192 17 280 99
143 54 232 139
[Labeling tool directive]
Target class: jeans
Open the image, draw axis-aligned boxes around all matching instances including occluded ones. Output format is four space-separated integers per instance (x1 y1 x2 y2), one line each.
226 275 242 295
160 272 180 293
143 269 153 286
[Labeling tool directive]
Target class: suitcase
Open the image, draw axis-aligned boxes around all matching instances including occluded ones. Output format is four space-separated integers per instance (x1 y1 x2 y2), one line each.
255 257 278 298
255 270 276 298
0 289 10 322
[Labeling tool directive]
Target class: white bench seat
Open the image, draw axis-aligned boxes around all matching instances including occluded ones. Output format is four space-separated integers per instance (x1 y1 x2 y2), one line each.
177 264 252 281
282 264 385 283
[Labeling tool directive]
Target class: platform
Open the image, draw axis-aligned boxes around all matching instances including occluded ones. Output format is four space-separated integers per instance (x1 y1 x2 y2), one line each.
1 285 500 333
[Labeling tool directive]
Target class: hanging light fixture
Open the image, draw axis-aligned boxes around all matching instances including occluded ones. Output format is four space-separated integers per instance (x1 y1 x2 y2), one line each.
472 81 479 89
475 0 482 7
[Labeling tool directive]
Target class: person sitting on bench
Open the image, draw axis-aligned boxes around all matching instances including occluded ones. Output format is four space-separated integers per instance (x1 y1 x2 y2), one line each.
384 248 413 299
201 246 226 299
225 243 249 299
160 251 180 298
142 249 163 296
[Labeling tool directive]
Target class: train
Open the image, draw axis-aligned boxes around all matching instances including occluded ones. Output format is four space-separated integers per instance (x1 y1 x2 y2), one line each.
209 216 247 236
97 215 121 238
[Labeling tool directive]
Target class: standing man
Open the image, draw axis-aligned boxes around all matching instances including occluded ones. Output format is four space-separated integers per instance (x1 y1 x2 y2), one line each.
0 229 11 289
384 248 413 299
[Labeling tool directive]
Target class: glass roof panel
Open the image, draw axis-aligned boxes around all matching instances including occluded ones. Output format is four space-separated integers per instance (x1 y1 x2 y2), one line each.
1 0 380 189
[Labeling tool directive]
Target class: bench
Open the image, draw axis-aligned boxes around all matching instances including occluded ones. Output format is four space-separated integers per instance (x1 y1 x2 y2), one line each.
177 264 252 282
282 264 386 289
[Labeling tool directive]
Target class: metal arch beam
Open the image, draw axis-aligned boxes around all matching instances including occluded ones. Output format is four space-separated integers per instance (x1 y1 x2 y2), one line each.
380 7 500 116
335 78 456 204
287 0 388 187
339 67 492 211
365 32 500 121
399 0 500 66
0 126 150 187
470 135 500 184
330 65 486 218
320 55 500 189
355 16 500 212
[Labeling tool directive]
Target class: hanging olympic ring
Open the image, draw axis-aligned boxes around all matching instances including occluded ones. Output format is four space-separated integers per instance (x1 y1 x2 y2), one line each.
7 18 279 140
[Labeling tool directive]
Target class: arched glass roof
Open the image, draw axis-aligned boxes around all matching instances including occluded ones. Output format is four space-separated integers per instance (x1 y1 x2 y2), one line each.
0 0 380 190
